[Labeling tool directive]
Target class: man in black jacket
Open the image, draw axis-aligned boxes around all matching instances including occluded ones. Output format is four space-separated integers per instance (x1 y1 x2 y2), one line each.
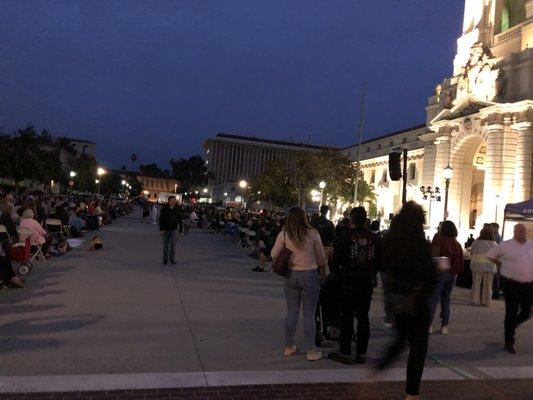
329 207 381 365
311 205 336 271
158 197 182 265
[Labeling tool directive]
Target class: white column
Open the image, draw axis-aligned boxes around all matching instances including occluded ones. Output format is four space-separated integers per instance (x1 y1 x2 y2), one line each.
513 121 533 202
482 116 505 225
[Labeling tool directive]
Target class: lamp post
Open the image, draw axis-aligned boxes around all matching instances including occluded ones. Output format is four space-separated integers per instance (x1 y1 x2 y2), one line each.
239 180 248 204
319 181 326 207
420 185 442 227
96 167 106 194
69 171 76 194
443 165 453 221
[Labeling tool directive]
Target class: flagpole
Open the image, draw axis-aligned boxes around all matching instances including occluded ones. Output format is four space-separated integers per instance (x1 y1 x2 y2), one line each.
353 82 366 206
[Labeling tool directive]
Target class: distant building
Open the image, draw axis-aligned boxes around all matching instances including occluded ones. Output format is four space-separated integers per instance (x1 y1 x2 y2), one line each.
203 133 337 201
121 170 179 203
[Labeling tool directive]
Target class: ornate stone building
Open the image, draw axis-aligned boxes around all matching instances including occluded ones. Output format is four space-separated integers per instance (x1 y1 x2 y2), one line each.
344 0 533 230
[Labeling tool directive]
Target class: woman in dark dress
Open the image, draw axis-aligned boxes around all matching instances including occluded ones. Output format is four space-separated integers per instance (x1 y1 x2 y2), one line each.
378 201 437 400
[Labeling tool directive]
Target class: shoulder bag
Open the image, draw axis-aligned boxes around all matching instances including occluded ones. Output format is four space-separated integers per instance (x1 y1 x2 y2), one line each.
272 232 292 277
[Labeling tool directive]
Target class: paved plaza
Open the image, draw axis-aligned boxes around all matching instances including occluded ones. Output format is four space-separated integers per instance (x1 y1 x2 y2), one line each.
0 214 532 399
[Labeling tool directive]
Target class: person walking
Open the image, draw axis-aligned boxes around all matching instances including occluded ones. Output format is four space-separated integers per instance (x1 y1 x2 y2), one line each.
158 196 182 265
328 207 381 365
487 224 532 354
429 220 463 335
271 207 326 361
377 201 437 400
470 228 497 306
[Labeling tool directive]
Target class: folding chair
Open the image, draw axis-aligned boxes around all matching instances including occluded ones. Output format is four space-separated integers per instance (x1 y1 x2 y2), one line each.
45 218 63 235
17 227 46 263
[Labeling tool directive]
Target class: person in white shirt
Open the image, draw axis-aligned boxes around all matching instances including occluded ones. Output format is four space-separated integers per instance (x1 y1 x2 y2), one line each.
487 224 532 354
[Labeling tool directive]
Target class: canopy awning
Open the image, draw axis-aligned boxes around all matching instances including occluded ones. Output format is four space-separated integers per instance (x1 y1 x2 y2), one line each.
504 199 533 220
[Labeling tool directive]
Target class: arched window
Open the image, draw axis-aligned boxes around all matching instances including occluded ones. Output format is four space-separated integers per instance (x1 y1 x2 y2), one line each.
497 0 526 33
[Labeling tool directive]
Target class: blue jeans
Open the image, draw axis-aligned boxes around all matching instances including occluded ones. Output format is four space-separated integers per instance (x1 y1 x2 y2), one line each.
162 230 177 262
429 271 455 326
284 269 320 351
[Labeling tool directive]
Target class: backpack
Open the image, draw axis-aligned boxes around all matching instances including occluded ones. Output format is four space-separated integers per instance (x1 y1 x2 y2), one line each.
348 230 377 273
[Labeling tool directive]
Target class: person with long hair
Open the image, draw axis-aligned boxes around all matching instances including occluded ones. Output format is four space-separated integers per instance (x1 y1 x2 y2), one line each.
271 207 326 361
429 220 464 335
470 227 497 306
378 201 437 400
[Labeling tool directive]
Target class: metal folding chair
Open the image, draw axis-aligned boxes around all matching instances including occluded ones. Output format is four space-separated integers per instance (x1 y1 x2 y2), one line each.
17 226 46 263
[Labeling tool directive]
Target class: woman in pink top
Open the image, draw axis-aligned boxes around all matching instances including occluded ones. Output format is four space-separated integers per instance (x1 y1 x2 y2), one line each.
19 209 48 250
271 207 326 361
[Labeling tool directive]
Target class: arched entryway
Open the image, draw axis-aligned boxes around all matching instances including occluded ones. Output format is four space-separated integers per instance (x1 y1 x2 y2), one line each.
448 134 488 230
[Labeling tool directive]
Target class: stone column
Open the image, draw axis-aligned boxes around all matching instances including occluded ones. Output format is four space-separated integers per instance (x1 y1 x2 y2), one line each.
482 114 505 224
513 120 533 202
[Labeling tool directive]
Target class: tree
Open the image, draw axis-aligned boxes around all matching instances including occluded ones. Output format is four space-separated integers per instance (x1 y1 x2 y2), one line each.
251 161 298 208
169 155 211 192
251 150 376 214
69 155 98 192
139 163 165 176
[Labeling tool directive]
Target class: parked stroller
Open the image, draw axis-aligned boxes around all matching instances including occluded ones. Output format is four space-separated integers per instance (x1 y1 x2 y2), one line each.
8 237 33 276
315 273 343 347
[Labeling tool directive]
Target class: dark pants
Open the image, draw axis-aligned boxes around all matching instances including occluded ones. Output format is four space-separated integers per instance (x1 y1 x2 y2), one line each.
339 278 373 356
502 277 532 344
0 257 15 283
379 310 430 396
162 230 177 263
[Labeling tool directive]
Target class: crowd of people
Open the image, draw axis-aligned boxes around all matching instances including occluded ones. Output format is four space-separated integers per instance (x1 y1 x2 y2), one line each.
183 200 531 400
0 190 133 291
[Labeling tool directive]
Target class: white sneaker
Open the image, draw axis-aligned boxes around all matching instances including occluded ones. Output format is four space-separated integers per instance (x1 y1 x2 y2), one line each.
441 326 448 335
283 346 297 357
428 326 433 333
306 350 322 361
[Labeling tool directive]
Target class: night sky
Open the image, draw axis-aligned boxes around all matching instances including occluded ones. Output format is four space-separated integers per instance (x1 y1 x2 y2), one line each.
0 0 465 169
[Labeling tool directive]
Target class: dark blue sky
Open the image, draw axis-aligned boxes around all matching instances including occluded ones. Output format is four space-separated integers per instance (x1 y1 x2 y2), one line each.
1 0 464 169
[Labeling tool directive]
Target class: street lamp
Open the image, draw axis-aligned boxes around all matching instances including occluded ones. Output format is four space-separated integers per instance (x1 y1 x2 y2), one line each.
319 181 326 207
68 171 76 194
420 186 442 227
239 180 248 189
443 165 453 221
97 167 106 177
203 188 208 194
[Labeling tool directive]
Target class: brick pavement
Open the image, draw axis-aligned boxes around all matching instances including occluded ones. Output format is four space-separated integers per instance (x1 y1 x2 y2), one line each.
0 380 532 400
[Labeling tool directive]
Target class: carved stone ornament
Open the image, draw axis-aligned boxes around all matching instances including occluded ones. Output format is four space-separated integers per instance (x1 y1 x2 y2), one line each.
453 42 501 105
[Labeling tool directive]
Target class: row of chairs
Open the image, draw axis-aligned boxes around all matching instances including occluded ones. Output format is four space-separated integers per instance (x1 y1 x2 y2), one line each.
0 218 72 266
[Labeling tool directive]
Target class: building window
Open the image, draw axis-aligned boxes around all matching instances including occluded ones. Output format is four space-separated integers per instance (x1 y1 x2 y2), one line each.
402 137 407 144
389 140 394 147
409 163 416 180
366 146 371 152
370 169 376 184
377 144 382 150
382 169 388 182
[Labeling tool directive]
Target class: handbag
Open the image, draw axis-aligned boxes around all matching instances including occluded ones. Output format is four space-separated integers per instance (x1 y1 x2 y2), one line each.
272 232 292 277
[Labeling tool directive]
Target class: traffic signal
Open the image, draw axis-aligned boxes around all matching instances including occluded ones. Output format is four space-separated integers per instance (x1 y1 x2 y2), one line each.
389 152 402 181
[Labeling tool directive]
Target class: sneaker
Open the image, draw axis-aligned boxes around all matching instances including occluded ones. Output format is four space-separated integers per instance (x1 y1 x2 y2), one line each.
252 266 264 272
383 321 393 329
283 346 297 357
504 342 517 354
441 326 448 335
163 260 168 265
428 326 433 334
306 350 322 361
328 352 354 365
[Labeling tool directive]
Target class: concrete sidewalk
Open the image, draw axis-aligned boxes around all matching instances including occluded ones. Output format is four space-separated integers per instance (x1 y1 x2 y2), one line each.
0 214 531 393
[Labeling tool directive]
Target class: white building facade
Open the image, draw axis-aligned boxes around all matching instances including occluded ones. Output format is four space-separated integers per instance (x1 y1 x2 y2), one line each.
344 0 533 230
